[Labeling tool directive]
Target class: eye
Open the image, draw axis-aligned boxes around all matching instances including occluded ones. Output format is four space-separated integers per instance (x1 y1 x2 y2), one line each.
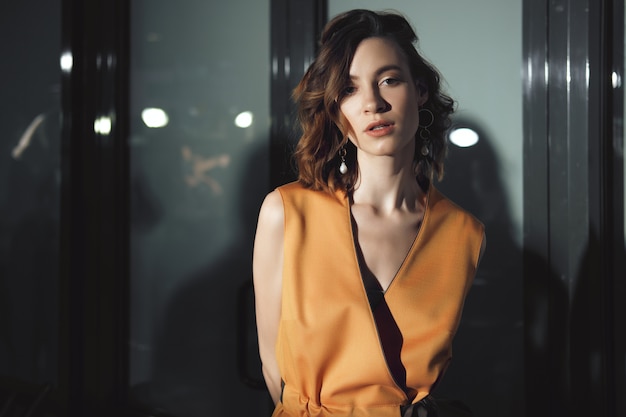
380 77 401 86
342 85 357 96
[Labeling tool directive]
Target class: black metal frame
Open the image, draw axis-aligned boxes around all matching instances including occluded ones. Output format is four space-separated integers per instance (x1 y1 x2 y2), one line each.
269 0 327 187
609 2 626 416
58 0 131 415
523 1 625 416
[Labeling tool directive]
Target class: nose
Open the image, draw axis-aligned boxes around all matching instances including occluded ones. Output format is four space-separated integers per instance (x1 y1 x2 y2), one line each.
363 86 386 113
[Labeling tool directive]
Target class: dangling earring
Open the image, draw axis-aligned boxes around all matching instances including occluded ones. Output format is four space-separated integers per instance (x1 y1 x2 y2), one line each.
418 108 434 156
338 146 348 174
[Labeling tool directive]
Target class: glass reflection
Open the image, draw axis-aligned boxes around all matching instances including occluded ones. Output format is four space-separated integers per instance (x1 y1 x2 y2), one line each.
142 107 169 128
128 1 271 415
0 0 61 386
60 51 73 73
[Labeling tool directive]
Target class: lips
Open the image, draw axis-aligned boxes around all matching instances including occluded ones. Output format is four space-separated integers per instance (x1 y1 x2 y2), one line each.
364 120 395 137
365 120 394 131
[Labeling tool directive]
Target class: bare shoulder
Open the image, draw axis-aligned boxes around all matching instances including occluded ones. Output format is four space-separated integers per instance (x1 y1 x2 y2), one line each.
257 189 284 228
253 190 285 284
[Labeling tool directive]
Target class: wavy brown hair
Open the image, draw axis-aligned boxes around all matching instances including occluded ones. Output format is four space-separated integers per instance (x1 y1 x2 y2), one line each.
292 9 455 193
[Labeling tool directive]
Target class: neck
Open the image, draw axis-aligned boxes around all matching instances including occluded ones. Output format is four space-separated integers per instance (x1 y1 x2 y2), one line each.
351 152 422 214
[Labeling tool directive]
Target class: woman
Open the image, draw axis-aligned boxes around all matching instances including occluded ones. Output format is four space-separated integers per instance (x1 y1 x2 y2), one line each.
253 9 485 417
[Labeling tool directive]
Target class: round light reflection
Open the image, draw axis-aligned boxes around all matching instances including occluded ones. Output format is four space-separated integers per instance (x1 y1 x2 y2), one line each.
142 107 169 128
94 116 112 135
235 111 253 128
449 127 479 148
612 71 622 89
60 51 73 73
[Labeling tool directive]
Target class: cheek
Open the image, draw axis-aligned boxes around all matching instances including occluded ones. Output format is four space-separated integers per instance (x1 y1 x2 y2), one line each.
407 118 420 140
338 107 358 137
408 101 421 131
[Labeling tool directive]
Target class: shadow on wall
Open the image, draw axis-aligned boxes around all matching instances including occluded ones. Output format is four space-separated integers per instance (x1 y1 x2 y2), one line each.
433 117 556 417
433 116 623 416
128 140 272 417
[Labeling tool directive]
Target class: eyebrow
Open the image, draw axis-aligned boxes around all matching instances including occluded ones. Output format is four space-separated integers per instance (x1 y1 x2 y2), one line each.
349 64 405 80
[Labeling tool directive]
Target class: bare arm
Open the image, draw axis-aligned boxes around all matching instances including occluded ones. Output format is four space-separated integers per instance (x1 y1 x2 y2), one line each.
252 190 284 404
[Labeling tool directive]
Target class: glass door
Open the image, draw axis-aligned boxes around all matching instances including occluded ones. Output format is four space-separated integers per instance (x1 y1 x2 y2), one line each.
0 0 61 389
128 1 271 415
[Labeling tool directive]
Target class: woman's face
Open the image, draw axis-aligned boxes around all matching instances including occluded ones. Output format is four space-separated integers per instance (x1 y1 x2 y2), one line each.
339 37 427 160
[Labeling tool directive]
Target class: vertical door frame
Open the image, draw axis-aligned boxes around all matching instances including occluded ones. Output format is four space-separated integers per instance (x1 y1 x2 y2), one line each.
523 1 625 416
269 0 327 187
59 0 130 415
610 3 626 417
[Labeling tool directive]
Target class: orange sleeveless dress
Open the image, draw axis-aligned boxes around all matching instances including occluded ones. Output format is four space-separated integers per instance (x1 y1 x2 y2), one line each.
272 182 484 417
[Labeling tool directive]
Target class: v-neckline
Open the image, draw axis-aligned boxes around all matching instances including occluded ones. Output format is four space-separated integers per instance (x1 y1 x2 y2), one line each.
346 184 432 297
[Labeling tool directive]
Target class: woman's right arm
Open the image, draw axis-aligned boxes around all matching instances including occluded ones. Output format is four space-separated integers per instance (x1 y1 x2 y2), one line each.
252 190 285 405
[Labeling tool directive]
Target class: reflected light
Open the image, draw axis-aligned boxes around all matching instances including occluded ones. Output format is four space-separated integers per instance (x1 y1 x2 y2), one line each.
612 71 622 89
449 127 479 148
235 111 254 128
60 51 73 73
284 56 291 78
142 107 169 128
94 116 112 135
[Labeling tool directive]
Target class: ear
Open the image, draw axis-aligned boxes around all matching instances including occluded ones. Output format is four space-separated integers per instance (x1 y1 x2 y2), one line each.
415 81 429 107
